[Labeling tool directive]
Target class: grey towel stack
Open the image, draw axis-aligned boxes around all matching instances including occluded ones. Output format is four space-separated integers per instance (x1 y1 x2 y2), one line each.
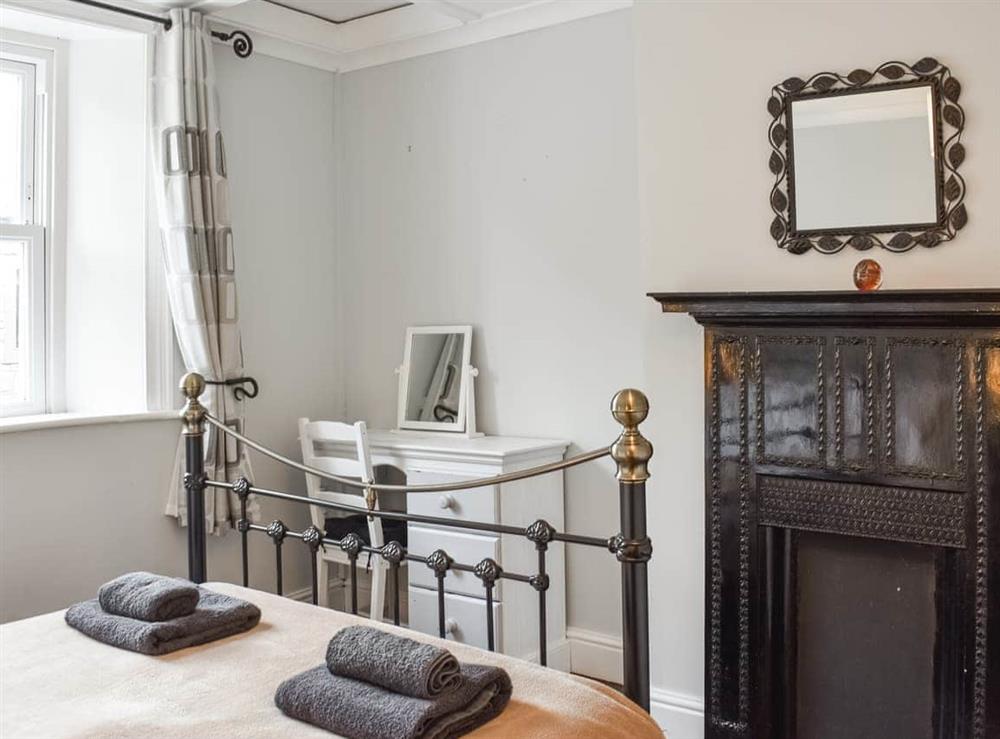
326 625 462 698
275 626 511 739
65 572 260 656
98 571 200 621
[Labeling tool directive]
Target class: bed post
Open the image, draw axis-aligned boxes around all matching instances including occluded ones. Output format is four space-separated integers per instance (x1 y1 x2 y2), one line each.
611 389 653 711
181 372 208 584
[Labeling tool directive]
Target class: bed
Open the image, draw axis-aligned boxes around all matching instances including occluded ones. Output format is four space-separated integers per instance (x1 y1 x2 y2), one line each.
2 375 658 737
0 583 662 738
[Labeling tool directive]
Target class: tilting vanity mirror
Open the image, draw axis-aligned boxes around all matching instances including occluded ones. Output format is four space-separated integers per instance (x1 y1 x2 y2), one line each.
396 325 479 435
767 58 967 254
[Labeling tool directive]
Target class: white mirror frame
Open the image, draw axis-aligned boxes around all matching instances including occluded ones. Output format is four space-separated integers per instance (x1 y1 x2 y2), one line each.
396 325 476 435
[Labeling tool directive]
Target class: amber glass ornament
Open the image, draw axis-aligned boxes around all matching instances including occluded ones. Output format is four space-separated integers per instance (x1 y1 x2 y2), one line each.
853 259 883 292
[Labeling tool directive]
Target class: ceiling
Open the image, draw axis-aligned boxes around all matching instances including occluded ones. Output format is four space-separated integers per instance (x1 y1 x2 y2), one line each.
2 0 630 72
263 1 412 24
203 0 632 71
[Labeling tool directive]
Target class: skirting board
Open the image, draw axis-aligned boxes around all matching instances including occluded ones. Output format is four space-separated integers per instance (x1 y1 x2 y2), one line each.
649 687 704 739
567 627 705 739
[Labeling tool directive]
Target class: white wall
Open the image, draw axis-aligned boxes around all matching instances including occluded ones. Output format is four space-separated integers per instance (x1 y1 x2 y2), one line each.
63 35 147 413
634 2 1000 736
336 10 641 640
0 49 340 622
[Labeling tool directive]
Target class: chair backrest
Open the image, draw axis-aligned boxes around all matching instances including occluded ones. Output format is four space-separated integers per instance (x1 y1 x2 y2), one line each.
297 419 383 547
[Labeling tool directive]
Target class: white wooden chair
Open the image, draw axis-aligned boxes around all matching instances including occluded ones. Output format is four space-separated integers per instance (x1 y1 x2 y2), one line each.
298 418 396 620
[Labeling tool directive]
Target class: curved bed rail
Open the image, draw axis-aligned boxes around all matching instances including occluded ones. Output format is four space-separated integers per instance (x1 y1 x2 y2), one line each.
178 372 653 710
203 412 612 493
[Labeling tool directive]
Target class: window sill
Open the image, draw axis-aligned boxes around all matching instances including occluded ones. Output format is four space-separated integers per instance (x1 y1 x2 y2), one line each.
0 409 179 434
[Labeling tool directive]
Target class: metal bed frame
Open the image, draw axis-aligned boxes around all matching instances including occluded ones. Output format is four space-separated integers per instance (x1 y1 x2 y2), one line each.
179 373 654 710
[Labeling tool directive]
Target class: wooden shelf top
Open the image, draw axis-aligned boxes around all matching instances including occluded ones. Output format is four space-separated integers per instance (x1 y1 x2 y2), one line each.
648 289 1000 327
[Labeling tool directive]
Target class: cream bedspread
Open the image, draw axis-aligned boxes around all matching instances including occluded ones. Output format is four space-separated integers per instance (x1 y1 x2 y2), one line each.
1 582 663 739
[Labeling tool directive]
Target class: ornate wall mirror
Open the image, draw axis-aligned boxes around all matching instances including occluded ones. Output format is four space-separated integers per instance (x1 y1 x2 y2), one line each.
767 58 967 254
396 325 478 435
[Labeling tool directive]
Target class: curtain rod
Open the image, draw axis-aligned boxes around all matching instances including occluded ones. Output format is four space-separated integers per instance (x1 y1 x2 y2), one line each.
66 0 253 58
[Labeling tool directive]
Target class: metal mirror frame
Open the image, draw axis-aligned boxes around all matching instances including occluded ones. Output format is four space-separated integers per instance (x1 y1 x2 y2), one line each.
767 58 967 255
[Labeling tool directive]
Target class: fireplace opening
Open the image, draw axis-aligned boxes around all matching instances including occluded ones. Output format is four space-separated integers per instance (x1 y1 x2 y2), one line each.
793 532 937 739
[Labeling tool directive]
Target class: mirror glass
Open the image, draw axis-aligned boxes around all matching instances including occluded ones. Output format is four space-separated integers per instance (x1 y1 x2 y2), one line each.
790 85 938 231
404 331 466 425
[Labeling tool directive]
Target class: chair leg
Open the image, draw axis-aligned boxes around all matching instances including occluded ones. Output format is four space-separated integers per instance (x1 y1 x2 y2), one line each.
369 562 387 622
317 554 330 608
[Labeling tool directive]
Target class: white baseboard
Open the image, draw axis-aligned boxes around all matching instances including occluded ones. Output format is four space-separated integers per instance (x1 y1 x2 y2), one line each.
650 687 704 739
513 638 572 673
566 626 623 683
567 627 704 738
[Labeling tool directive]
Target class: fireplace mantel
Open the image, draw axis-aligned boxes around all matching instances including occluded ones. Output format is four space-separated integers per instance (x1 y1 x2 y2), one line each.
650 289 1000 328
651 289 999 739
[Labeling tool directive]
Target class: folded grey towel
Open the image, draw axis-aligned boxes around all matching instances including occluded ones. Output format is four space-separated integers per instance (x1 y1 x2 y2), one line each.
65 588 260 655
275 662 512 739
98 571 200 622
326 625 462 699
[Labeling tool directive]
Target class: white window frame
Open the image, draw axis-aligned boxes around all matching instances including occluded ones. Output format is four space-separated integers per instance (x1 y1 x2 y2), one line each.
0 226 45 416
0 56 36 226
1 40 52 417
0 20 179 424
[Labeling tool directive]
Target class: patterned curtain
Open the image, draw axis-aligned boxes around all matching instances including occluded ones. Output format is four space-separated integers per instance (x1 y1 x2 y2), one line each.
151 9 259 533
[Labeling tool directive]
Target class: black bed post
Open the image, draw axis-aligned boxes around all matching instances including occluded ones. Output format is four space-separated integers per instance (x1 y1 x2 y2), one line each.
611 389 653 712
181 372 208 584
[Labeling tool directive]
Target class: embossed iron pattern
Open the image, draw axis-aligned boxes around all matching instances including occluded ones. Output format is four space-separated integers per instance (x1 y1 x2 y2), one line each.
755 336 826 470
833 337 877 471
971 343 993 739
708 335 750 733
698 318 997 738
884 337 966 481
767 58 967 254
759 476 966 548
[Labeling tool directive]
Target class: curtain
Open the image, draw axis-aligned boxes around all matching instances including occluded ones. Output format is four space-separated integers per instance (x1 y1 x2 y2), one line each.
151 9 259 533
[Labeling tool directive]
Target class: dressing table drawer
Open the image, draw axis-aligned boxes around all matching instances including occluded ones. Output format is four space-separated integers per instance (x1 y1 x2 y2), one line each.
408 587 501 651
407 525 502 598
406 469 498 524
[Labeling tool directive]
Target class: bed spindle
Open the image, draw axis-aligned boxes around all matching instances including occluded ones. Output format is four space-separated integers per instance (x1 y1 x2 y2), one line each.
527 519 555 667
380 541 404 626
426 550 451 639
339 533 362 615
266 520 288 596
474 558 502 652
536 554 547 666
234 478 251 587
302 525 323 606
610 389 653 712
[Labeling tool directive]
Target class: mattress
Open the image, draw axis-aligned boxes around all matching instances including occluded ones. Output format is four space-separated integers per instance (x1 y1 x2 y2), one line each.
0 582 664 738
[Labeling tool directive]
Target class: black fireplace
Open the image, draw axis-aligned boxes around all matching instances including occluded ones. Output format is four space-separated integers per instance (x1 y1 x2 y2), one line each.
652 291 999 739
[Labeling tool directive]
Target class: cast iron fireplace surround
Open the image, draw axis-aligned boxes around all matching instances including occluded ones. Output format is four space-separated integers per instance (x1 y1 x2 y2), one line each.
652 290 999 739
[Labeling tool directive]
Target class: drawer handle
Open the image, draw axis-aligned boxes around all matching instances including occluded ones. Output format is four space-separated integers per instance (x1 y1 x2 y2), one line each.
444 618 459 635
439 494 456 510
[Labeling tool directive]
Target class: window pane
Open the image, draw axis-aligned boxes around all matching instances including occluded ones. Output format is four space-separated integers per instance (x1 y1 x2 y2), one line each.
0 238 30 404
0 67 26 224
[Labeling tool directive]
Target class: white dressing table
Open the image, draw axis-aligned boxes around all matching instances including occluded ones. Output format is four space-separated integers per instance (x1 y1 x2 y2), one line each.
316 430 570 670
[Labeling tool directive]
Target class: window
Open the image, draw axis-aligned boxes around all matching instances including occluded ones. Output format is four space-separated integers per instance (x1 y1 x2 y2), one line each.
0 18 170 423
0 45 48 416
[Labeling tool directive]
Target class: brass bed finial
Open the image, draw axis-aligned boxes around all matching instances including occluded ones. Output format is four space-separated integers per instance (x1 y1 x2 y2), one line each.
180 372 207 436
611 389 652 483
